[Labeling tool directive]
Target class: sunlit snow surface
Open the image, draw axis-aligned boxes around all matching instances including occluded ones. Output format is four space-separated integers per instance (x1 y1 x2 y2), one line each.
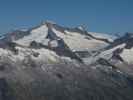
14 25 48 46
120 47 133 64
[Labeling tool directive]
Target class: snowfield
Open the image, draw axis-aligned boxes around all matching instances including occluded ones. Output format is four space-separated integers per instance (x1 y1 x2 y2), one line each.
120 47 133 64
14 24 48 46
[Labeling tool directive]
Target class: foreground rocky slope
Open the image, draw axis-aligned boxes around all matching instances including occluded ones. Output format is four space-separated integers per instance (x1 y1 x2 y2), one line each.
1 63 133 100
0 21 133 100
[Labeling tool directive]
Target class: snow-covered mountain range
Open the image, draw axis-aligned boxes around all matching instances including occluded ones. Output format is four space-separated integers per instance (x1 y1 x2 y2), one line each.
0 21 115 63
0 21 133 65
0 21 133 100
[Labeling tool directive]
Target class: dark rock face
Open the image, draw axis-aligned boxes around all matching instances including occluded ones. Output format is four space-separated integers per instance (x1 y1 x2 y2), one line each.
112 48 124 62
51 39 83 62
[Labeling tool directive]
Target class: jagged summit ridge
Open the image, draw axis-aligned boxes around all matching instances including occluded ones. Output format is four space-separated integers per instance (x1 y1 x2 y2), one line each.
0 21 132 66
0 21 117 65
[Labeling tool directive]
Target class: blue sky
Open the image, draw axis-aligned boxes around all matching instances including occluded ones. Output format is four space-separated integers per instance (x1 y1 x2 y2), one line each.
0 0 133 34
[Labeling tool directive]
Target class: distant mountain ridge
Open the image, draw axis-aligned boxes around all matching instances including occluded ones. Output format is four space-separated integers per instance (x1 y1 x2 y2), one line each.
0 21 133 65
0 21 115 62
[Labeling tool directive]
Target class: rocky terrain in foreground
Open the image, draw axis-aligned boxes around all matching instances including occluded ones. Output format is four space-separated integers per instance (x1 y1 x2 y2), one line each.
0 21 133 100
